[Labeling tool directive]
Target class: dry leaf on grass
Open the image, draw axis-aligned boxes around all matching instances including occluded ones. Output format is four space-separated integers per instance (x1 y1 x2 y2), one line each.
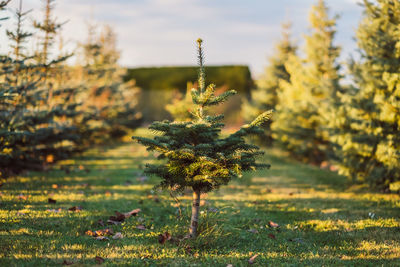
107 219 121 225
268 221 279 228
124 208 141 218
268 233 276 239
62 259 74 265
248 229 259 234
136 224 146 230
158 232 172 244
95 236 109 241
108 208 141 224
17 194 28 200
248 254 258 264
48 198 57 204
86 228 114 237
112 232 123 239
95 256 105 264
68 206 82 212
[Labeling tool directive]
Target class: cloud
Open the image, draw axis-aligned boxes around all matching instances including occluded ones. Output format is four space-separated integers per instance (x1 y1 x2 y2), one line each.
0 0 363 75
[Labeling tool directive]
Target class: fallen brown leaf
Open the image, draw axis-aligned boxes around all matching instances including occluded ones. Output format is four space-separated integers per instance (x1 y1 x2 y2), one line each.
68 206 82 212
112 232 123 239
136 224 146 230
158 232 172 244
268 233 276 239
86 228 113 237
107 219 121 225
95 256 105 264
108 209 141 224
124 208 141 218
48 198 57 204
62 259 74 265
109 211 125 223
268 221 279 228
17 194 28 200
248 229 259 234
248 254 258 264
95 236 109 241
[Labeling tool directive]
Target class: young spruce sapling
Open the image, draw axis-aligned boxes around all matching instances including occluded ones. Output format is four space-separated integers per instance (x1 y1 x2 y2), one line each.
132 39 272 237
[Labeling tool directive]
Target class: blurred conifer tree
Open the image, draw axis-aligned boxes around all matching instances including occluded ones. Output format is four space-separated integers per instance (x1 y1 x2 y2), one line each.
330 0 400 190
242 23 297 145
74 24 142 145
0 0 79 176
272 0 341 164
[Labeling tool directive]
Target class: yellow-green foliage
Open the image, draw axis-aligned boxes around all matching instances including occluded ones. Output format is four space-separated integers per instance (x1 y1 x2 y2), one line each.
166 82 196 121
330 0 400 189
242 23 297 145
272 0 341 164
133 39 271 194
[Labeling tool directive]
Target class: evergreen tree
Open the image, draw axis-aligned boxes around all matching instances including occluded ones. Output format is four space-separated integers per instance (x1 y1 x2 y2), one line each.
272 0 341 164
330 0 400 190
74 24 141 145
242 23 297 145
0 1 11 27
133 39 272 237
0 0 79 176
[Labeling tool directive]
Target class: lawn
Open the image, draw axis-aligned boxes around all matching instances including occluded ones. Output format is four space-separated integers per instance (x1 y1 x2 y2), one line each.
0 129 399 266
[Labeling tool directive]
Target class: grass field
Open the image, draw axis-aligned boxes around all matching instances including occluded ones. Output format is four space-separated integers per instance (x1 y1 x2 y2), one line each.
1 130 399 266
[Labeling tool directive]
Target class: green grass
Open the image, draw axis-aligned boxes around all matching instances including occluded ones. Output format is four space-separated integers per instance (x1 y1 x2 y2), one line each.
1 131 399 266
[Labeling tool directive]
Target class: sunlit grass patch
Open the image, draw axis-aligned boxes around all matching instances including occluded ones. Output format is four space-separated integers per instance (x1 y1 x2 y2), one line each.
0 137 399 266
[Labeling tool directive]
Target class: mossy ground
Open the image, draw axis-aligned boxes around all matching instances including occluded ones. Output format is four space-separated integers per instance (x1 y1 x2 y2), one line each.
1 129 399 266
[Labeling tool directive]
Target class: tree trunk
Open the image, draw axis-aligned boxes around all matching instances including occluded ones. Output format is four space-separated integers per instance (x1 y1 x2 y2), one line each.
189 190 201 237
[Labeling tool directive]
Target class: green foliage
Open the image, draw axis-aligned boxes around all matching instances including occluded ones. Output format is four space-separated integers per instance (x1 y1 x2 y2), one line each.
272 0 341 164
330 0 400 189
127 65 253 122
133 39 271 194
0 1 141 177
242 23 297 145
165 82 197 121
125 65 253 94
0 0 80 177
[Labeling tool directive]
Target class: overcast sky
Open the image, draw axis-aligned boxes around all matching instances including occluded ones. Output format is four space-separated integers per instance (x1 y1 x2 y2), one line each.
0 0 363 77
